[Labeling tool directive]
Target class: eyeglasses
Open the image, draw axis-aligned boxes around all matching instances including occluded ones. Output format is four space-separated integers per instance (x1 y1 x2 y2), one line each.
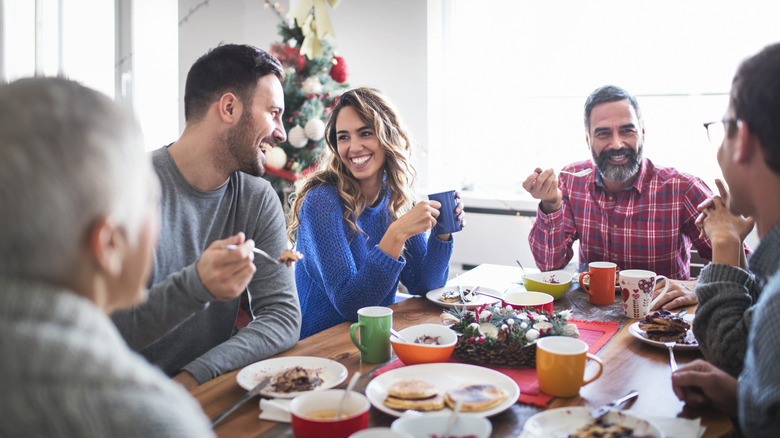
703 118 739 146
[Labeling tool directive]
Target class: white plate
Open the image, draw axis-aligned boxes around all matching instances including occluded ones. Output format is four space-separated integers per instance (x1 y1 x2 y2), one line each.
520 406 664 438
628 313 698 350
426 285 502 309
365 362 519 418
236 356 348 398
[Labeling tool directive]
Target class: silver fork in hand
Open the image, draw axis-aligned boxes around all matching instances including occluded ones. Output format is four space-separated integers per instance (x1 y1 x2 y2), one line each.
664 341 678 372
559 168 594 177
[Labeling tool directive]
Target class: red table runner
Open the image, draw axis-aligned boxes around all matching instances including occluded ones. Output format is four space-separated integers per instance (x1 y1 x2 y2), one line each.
371 319 619 407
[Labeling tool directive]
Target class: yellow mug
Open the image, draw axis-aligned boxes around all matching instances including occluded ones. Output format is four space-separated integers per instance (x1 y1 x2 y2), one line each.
536 336 603 397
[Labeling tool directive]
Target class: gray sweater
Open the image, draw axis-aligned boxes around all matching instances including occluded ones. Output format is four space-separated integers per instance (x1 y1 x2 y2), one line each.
112 146 302 383
0 279 214 437
693 223 780 377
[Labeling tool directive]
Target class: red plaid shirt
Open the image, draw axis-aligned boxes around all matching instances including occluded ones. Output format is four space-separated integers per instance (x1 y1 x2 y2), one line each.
529 158 714 279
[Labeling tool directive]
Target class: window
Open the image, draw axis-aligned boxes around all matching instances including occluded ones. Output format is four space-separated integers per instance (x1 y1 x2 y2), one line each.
427 0 780 198
1 0 177 150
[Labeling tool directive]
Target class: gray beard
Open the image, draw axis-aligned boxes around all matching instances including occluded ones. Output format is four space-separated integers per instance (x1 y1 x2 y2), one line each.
592 146 642 183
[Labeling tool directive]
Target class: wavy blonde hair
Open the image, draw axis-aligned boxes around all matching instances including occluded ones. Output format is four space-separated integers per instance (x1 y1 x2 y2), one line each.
287 88 417 243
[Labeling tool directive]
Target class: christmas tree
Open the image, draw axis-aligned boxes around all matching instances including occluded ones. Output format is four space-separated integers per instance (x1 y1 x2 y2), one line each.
263 4 349 210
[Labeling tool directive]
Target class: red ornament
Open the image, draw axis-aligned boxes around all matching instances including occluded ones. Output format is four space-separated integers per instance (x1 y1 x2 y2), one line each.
329 56 349 83
270 43 306 71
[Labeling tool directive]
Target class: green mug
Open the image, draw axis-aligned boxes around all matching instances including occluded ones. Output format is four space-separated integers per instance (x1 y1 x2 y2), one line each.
350 306 393 363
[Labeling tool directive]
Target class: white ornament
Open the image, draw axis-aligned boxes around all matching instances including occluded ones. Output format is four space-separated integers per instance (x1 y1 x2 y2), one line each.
478 323 498 338
265 146 287 169
507 318 515 326
301 77 323 95
525 329 540 341
304 118 326 141
288 125 308 148
533 322 552 332
478 310 492 321
520 322 528 329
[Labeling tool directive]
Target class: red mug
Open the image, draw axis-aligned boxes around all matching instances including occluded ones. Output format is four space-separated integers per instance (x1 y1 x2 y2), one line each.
578 262 617 305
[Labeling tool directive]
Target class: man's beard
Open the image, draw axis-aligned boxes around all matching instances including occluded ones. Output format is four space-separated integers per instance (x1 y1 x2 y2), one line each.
592 145 642 183
225 109 264 177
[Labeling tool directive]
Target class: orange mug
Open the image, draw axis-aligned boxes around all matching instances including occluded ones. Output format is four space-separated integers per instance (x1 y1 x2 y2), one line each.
578 261 617 305
536 336 604 397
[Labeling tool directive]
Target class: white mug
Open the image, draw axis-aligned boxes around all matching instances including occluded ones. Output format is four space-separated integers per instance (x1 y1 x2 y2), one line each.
618 270 669 319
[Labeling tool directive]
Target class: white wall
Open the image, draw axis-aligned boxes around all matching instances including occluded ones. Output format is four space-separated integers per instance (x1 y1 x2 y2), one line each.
177 0 429 188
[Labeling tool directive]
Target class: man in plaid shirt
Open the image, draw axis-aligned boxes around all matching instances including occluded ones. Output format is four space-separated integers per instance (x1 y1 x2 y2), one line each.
522 85 714 310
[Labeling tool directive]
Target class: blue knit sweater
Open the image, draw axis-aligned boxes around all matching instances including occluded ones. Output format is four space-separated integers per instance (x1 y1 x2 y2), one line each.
295 185 453 338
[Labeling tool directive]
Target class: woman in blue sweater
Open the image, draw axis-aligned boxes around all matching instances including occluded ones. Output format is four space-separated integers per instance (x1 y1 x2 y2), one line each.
288 88 462 338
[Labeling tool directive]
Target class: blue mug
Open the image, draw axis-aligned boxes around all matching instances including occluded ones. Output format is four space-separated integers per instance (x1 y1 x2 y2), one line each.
428 190 462 235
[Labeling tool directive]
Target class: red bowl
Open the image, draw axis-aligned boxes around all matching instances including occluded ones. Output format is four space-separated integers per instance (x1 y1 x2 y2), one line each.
290 389 370 438
503 291 554 314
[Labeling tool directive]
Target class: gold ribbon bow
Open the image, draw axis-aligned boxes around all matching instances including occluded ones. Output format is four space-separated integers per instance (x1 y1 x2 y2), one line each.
287 0 342 59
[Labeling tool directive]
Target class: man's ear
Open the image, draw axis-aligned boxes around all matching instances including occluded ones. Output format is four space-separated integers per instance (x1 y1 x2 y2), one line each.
87 216 125 277
735 121 758 164
217 93 241 124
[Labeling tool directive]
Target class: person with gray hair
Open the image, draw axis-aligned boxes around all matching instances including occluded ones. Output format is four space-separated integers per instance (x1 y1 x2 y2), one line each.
0 77 214 436
111 43 302 389
522 84 719 310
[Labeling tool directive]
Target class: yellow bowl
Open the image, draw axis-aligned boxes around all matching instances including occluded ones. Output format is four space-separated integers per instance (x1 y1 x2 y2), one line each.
521 270 573 300
390 324 457 365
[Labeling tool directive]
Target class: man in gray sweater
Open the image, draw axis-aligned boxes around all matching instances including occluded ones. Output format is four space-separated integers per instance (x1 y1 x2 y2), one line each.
0 78 214 436
112 44 302 389
672 41 780 437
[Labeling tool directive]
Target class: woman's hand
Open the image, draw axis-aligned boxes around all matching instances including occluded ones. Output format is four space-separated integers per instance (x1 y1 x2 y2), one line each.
379 201 440 259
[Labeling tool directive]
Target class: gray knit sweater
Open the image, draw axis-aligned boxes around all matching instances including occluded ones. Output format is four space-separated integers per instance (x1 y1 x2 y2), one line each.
112 146 302 384
0 279 214 437
693 223 780 377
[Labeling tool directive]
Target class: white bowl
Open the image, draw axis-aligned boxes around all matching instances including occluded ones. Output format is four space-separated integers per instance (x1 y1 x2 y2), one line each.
391 412 492 438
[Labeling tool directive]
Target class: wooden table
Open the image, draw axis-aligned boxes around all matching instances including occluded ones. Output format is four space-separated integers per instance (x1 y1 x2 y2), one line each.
191 264 736 437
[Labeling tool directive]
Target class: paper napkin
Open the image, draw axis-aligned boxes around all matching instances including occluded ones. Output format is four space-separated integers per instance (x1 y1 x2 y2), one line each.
258 398 292 423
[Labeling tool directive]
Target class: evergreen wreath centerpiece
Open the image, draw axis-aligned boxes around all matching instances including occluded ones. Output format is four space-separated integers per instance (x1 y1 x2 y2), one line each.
443 303 579 368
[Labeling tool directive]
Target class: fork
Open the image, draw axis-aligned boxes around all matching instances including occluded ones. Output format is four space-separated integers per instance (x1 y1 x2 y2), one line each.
222 244 282 265
559 168 594 177
664 341 678 372
463 285 479 302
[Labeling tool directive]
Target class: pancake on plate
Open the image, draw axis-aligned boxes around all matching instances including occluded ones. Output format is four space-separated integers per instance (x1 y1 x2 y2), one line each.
384 378 445 411
444 383 507 412
269 366 322 393
638 309 690 342
439 289 461 303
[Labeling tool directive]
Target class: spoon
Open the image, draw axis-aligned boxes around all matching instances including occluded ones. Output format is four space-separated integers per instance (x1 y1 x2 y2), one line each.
559 168 594 177
335 371 361 419
515 260 527 277
390 327 409 343
443 398 464 438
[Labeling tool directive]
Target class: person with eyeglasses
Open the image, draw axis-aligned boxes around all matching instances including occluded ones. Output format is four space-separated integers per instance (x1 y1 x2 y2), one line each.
671 41 780 437
522 85 724 311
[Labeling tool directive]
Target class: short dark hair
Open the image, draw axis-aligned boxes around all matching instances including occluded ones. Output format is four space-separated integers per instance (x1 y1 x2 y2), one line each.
584 85 643 133
730 42 780 174
184 44 284 122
